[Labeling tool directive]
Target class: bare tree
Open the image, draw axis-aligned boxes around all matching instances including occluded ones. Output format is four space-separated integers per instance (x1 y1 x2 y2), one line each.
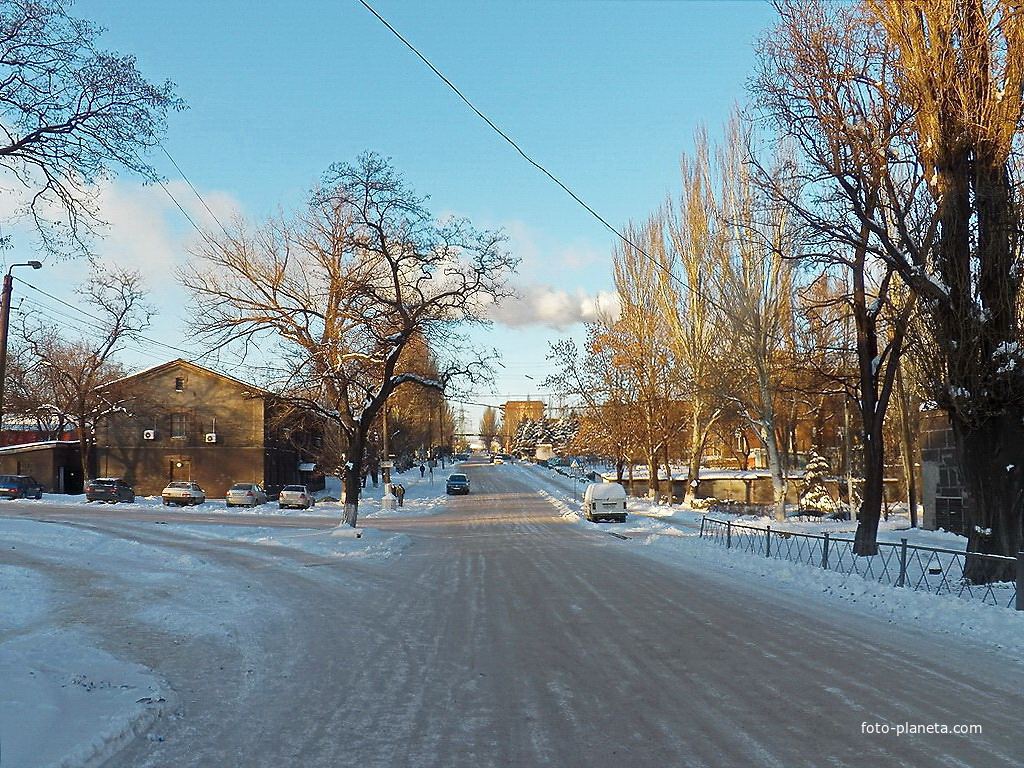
0 0 181 256
479 407 499 452
547 326 640 484
752 0 925 552
661 129 728 502
756 0 1024 578
180 152 518 526
714 118 800 521
16 259 153 482
612 217 682 500
869 0 1024 581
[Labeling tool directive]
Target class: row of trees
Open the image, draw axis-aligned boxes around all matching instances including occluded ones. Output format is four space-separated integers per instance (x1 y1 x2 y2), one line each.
0 2 516 527
550 0 1024 582
7 154 515 525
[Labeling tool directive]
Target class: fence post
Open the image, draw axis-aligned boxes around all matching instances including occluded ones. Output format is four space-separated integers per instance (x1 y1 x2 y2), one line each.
699 516 706 538
1017 551 1024 611
897 538 908 588
727 520 732 549
822 532 830 570
766 526 771 558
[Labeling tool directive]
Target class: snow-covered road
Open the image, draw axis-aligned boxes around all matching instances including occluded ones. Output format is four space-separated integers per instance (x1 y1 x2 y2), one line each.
3 462 1022 766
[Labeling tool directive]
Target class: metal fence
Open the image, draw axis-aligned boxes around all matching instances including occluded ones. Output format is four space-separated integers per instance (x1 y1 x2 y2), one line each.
699 517 1021 610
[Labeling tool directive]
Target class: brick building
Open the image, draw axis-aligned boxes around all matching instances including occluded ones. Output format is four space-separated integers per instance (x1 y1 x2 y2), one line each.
95 359 319 497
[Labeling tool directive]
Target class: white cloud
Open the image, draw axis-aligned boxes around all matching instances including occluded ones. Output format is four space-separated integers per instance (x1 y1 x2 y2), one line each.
501 219 610 283
0 174 243 273
488 283 620 330
92 178 243 271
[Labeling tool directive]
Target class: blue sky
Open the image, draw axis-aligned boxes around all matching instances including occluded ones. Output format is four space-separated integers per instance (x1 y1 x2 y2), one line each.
11 0 778 430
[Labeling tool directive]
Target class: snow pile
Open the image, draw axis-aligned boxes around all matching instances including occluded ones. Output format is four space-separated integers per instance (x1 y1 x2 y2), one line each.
0 632 170 768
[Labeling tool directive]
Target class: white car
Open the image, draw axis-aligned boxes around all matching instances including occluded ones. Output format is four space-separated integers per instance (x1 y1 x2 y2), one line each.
278 484 315 509
162 481 206 506
225 482 268 507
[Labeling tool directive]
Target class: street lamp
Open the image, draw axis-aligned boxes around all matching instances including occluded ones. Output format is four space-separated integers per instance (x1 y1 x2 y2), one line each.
0 261 42 435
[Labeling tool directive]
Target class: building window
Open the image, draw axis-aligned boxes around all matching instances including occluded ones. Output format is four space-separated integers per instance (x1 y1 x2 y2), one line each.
175 377 185 392
171 413 188 439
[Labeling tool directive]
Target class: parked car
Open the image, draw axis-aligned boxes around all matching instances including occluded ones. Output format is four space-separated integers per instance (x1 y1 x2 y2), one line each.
162 481 206 506
85 477 135 503
446 473 470 495
225 482 268 508
278 484 315 509
582 482 628 523
0 474 43 500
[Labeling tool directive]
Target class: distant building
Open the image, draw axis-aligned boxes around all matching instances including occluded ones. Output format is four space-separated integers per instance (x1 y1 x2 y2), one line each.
500 399 544 450
95 359 320 497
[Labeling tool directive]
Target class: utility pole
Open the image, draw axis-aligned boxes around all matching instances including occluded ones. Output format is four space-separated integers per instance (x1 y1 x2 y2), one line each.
0 260 42 435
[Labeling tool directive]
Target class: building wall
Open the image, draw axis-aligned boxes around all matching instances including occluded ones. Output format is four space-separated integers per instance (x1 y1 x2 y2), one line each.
919 410 965 534
97 361 287 497
0 443 83 493
501 400 545 448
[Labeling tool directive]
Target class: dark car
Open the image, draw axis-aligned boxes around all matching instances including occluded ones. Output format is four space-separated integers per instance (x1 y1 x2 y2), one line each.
85 477 135 503
446 473 470 495
0 474 43 500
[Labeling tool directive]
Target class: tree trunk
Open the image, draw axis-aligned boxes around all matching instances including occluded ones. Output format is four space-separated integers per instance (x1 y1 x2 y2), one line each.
685 450 702 505
341 432 368 528
763 426 787 522
342 463 360 527
663 441 673 505
683 407 709 504
77 409 92 486
955 413 1024 583
854 432 884 556
647 454 659 500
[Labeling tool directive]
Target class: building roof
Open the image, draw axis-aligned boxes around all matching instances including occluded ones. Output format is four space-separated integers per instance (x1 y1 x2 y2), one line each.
0 440 79 454
104 358 270 394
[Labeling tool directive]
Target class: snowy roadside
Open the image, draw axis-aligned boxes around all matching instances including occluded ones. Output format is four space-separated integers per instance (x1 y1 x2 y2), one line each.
0 467 455 768
520 462 1024 658
4 461 1022 767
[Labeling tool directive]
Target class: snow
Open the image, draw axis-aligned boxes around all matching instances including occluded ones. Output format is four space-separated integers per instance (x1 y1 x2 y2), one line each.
2 461 1022 767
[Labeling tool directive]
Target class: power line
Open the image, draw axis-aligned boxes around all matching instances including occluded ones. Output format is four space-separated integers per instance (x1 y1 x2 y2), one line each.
157 144 234 240
354 0 656 266
17 280 199 359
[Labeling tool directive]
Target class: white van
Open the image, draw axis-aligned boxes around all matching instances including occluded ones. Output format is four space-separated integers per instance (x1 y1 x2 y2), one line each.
582 482 628 523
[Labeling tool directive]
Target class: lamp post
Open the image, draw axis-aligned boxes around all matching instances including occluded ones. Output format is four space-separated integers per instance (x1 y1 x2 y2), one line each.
0 261 42 436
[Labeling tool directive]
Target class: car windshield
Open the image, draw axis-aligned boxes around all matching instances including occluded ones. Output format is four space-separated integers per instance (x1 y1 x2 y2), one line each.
450 475 468 482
